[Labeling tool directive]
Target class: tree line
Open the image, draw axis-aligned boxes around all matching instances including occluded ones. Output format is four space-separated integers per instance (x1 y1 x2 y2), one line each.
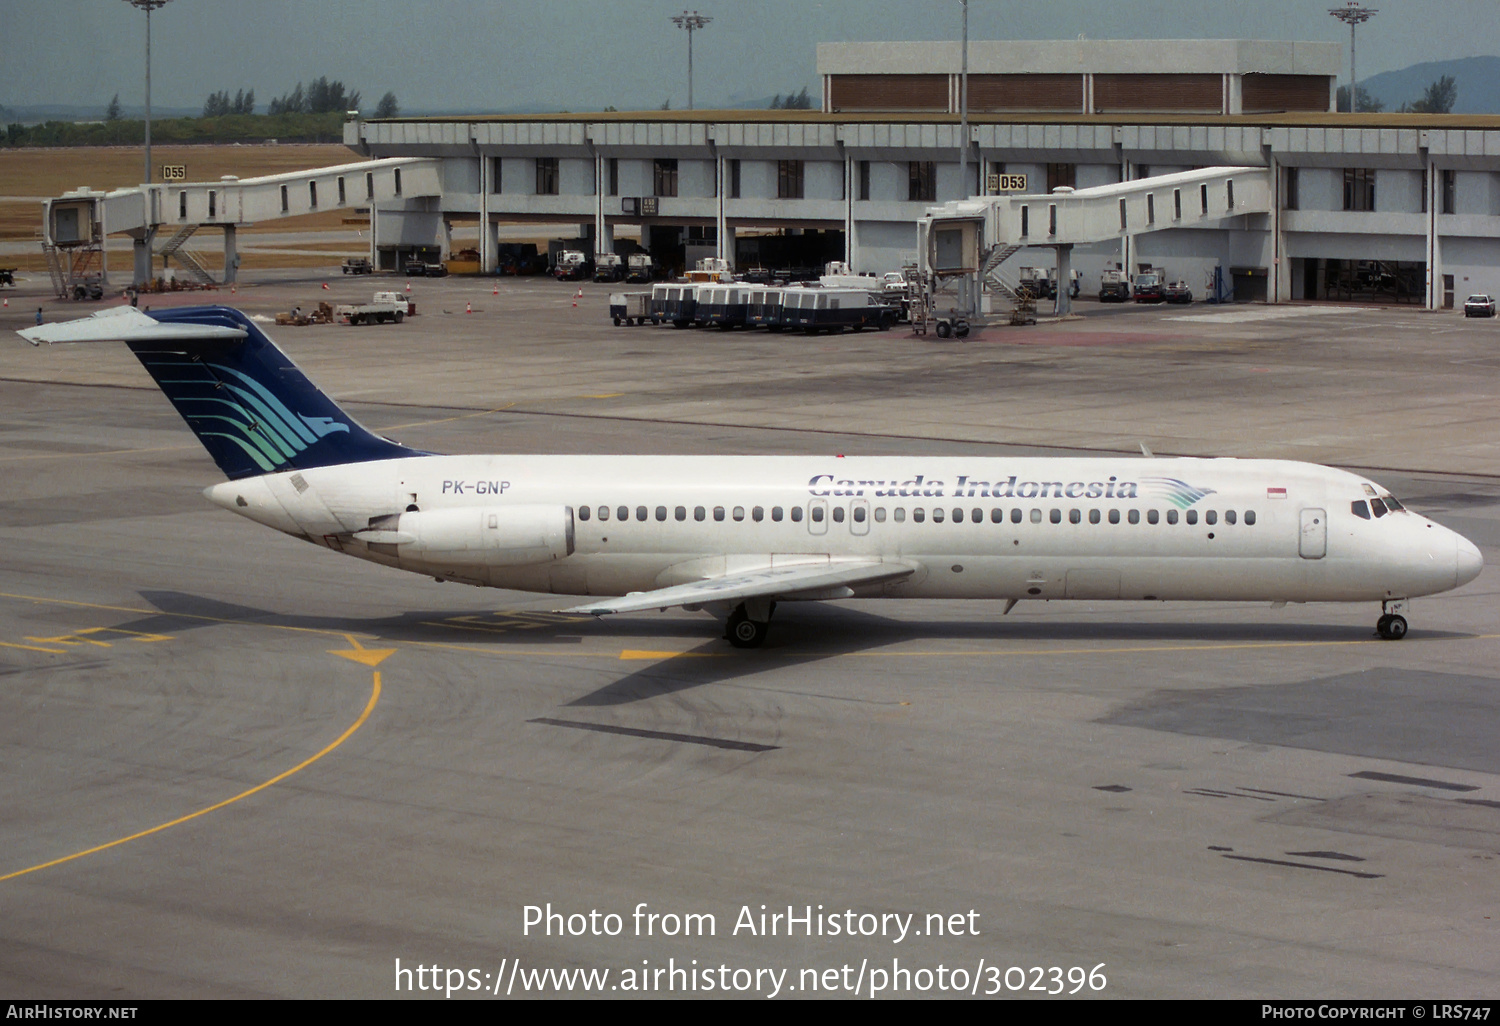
1337 75 1458 114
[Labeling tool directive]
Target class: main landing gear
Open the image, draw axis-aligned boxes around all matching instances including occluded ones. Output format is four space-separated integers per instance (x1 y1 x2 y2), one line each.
725 600 776 649
1376 598 1409 640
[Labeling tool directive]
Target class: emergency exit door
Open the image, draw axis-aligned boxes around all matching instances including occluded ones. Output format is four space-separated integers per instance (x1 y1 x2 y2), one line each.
1299 508 1326 559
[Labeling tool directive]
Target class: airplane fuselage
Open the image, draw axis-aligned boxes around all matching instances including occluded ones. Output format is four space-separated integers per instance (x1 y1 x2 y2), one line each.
206 454 1480 607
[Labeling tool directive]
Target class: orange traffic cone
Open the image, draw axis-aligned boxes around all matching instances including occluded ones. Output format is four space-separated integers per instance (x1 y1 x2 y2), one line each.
465 301 472 314
405 281 411 292
572 287 582 308
321 282 330 290
492 284 498 295
2 298 7 308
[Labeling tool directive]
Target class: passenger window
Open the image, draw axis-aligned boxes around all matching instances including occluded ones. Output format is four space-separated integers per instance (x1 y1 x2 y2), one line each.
1089 509 1100 524
1205 510 1217 525
1128 509 1140 525
694 506 706 522
853 506 867 523
811 506 825 523
1225 510 1236 525
617 506 628 521
1167 509 1178 524
1069 509 1081 524
579 506 591 521
772 506 784 522
932 508 945 523
1049 509 1062 524
951 508 963 523
792 507 804 522
832 507 845 523
752 506 764 522
675 506 687 521
1030 509 1043 524
874 508 887 523
1370 498 1387 518
991 509 1004 523
714 507 726 522
1147 509 1159 525
598 506 610 521
914 508 926 523
1108 509 1120 524
637 506 648 522
1186 510 1198 525
656 506 667 521
733 506 745 521
1245 510 1256 525
972 508 982 523
1010 509 1022 524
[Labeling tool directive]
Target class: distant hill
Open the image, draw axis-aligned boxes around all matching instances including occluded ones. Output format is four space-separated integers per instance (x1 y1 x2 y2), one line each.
1362 56 1500 114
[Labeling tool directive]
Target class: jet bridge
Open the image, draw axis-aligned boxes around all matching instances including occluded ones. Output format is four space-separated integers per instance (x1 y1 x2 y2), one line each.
41 157 442 290
917 166 1274 320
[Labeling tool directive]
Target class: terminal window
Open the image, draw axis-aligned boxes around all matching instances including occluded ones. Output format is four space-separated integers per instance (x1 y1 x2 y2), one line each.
909 161 936 203
654 159 678 198
536 158 559 196
1046 163 1076 192
778 160 804 199
1343 168 1376 211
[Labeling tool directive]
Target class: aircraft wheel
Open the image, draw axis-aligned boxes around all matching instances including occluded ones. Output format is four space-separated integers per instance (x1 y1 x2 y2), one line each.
725 606 768 649
1377 614 1408 640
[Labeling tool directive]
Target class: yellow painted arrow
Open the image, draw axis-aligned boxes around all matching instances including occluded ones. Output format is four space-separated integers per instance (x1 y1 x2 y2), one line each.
330 633 397 667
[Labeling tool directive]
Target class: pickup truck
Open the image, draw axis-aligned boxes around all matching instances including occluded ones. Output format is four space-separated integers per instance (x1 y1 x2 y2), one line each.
335 291 413 325
403 260 448 278
341 258 373 275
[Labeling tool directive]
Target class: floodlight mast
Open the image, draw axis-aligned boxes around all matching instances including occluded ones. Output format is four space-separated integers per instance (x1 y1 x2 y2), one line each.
671 11 712 110
1328 2 1378 112
124 0 173 185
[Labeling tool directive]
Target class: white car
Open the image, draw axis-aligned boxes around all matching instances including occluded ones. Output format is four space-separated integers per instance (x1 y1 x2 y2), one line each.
1464 294 1496 317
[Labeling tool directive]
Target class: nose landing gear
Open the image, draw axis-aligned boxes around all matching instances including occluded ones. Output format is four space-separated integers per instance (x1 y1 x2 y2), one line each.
1376 598 1409 640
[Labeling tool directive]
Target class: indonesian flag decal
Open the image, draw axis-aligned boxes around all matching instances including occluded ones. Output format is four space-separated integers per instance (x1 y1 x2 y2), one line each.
1267 486 1288 499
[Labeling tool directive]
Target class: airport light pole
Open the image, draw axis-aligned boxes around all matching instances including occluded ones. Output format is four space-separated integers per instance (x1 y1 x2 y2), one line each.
124 0 172 185
1328 2 1377 112
671 10 712 110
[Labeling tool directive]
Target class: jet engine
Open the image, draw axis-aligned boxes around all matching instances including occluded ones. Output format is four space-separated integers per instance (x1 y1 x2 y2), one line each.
356 506 574 567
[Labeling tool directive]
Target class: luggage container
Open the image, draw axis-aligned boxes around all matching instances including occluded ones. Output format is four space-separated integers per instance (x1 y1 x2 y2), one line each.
608 291 653 326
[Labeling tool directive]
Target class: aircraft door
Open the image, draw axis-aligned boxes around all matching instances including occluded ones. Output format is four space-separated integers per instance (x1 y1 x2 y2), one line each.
850 499 870 536
807 499 828 535
1299 508 1326 559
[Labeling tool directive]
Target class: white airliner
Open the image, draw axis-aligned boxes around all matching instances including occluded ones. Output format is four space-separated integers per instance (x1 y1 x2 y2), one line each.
21 305 1482 647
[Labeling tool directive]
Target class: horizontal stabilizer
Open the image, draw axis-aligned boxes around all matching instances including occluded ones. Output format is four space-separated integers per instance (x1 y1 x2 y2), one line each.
559 559 915 616
18 306 246 346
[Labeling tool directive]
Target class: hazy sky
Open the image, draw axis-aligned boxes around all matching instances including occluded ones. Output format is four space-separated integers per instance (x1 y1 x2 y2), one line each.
1 0 1492 113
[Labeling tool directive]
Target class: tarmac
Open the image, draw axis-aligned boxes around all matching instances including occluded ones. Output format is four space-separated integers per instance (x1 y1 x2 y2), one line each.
0 269 1496 998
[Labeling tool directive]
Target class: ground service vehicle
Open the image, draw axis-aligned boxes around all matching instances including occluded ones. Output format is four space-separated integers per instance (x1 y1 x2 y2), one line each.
1133 272 1166 303
554 251 592 281
1164 280 1194 304
626 253 655 283
403 261 447 278
594 254 624 282
342 258 373 275
1099 269 1131 302
608 292 652 326
779 286 899 333
650 283 700 327
336 292 411 325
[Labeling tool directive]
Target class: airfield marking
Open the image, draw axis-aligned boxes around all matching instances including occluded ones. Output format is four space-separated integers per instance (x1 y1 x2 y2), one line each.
0 656 383 884
0 444 196 463
0 589 380 642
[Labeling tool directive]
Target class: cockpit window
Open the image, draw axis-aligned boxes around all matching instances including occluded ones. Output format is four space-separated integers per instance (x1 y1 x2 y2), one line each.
1370 497 1388 518
1351 500 1371 520
1384 495 1405 511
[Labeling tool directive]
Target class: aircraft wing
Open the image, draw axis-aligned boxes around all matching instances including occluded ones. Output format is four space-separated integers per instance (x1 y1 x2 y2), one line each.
19 306 246 346
559 559 916 616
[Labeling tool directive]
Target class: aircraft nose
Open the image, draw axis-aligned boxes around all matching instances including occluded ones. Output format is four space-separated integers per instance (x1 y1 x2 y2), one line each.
1455 534 1483 588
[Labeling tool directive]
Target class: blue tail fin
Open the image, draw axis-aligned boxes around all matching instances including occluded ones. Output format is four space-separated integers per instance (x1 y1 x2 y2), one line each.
130 306 426 479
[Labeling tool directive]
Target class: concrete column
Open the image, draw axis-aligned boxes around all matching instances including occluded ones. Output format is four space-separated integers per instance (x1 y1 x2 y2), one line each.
1055 244 1073 317
480 155 493 274
441 218 452 260
595 153 608 264
1121 160 1134 274
222 224 238 284
1424 156 1441 310
715 154 729 265
1270 158 1286 304
844 153 855 267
